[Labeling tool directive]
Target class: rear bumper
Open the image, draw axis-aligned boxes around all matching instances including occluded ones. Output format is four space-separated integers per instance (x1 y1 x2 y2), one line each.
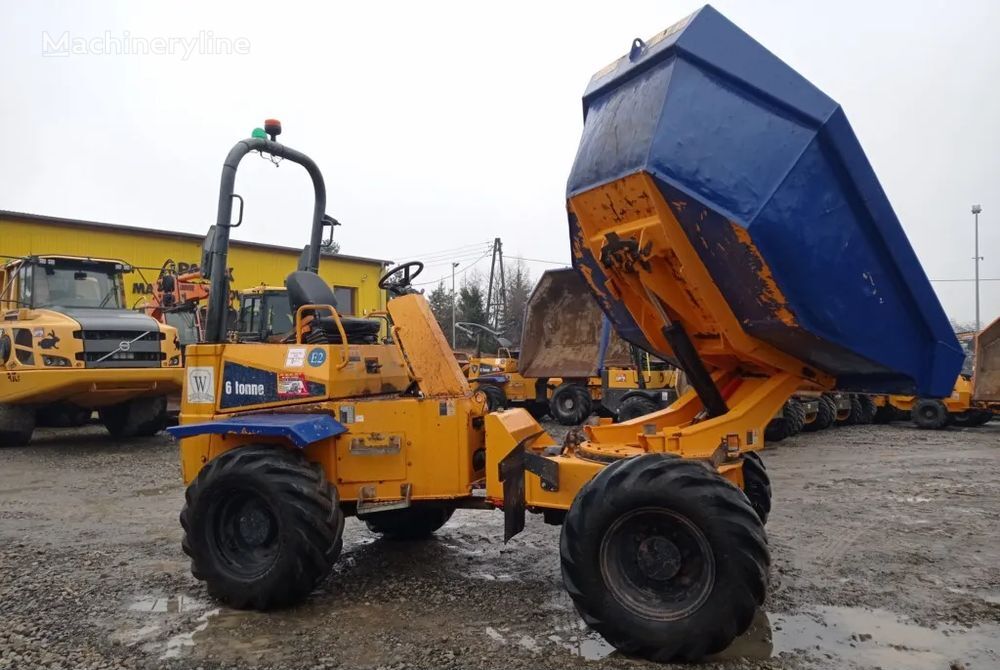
0 367 184 408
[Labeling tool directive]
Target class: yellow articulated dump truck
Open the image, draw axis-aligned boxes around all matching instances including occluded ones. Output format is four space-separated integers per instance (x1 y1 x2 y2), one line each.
168 8 960 662
0 254 183 445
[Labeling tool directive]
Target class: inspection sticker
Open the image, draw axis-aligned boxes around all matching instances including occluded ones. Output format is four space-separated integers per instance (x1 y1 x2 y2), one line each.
308 348 327 367
285 348 306 367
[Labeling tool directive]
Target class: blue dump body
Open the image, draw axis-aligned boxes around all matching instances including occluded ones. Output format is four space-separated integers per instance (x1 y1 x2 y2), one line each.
567 5 962 397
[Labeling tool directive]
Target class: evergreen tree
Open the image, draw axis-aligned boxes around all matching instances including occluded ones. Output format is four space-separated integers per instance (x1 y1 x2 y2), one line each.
427 281 455 342
503 260 533 346
456 274 489 350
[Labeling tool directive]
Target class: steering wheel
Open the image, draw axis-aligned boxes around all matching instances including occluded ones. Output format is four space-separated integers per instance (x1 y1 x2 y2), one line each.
378 261 424 296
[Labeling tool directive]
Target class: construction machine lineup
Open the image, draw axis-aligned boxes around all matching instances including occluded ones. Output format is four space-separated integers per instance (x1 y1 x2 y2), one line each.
0 5 997 663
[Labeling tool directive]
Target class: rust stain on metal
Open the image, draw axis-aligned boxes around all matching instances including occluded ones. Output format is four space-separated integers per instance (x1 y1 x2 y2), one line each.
729 223 797 327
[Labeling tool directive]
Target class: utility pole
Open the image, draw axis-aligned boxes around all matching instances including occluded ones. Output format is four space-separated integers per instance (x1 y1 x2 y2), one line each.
972 205 982 332
451 262 460 348
485 237 507 332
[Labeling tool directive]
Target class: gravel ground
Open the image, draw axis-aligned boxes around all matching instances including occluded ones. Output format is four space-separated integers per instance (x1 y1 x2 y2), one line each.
0 420 998 670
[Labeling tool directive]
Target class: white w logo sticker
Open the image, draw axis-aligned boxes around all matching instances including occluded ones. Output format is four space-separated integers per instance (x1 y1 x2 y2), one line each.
187 367 215 404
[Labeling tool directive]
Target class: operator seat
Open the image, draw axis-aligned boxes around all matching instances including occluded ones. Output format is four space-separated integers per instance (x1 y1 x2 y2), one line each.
284 271 381 344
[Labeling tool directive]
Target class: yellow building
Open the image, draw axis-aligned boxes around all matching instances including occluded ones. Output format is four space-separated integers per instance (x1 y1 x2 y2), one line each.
0 210 389 316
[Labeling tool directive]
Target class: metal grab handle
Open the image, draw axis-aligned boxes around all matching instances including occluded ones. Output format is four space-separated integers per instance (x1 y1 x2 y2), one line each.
294 304 350 370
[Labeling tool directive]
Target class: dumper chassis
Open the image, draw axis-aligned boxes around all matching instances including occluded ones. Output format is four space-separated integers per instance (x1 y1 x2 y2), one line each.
170 9 961 662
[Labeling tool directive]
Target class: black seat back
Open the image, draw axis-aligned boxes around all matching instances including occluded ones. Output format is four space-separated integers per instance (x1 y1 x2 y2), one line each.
285 271 338 314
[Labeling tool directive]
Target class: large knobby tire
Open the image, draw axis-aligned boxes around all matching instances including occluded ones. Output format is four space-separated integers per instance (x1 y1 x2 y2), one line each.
560 455 769 662
363 506 454 540
854 395 876 424
180 445 344 610
872 402 895 424
478 384 507 412
0 404 35 447
785 401 806 435
741 452 771 525
616 395 660 423
805 396 836 432
911 399 949 430
764 415 790 443
952 410 993 428
100 396 168 438
550 383 592 426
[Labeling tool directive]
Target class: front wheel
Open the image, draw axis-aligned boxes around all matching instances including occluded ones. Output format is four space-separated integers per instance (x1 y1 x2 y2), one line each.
560 455 769 662
0 404 35 447
180 445 344 610
911 398 949 430
616 395 660 423
478 384 507 412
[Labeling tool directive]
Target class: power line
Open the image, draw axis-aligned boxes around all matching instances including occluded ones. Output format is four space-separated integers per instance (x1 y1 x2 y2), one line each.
507 255 570 266
401 241 493 263
412 250 492 287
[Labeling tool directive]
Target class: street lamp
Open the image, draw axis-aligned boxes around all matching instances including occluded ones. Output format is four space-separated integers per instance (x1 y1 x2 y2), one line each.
972 205 983 332
451 262 460 348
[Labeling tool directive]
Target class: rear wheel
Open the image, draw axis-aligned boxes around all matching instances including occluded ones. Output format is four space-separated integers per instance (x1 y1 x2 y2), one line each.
616 395 660 423
741 452 771 525
785 401 806 435
560 455 768 661
363 506 454 540
951 409 992 427
180 445 343 610
478 384 507 412
911 399 949 430
0 404 35 447
872 402 895 424
855 395 876 424
100 396 168 438
805 395 836 431
550 383 592 426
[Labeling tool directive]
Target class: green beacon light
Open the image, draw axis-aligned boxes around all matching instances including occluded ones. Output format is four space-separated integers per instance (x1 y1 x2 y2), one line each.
251 127 267 140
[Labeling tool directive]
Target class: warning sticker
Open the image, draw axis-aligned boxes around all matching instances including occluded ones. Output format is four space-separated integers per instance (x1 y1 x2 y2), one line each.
285 348 306 367
277 373 310 398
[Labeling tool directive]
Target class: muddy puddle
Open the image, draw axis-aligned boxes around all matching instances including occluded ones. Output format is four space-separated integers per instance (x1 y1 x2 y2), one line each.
114 593 1000 667
488 604 1000 667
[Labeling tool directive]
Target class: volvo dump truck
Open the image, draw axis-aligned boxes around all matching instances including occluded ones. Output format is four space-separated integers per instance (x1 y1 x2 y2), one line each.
0 254 183 445
169 9 960 662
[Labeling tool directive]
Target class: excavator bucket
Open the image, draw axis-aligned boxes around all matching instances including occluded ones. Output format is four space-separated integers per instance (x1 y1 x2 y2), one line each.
518 268 631 378
973 316 1000 403
566 5 962 397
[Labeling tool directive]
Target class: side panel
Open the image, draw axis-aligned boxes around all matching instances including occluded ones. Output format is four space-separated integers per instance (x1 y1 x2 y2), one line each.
388 294 470 398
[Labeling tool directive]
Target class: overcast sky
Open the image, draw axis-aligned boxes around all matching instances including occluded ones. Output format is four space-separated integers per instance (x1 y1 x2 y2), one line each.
2 0 997 325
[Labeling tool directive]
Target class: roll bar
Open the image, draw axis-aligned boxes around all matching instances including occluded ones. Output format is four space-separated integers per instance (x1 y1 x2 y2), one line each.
203 133 327 343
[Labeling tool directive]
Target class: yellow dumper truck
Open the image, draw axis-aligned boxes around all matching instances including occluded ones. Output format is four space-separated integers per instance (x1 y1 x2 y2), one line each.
168 8 961 662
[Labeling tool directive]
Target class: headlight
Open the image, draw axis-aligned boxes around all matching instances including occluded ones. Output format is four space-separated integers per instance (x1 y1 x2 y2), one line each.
43 355 71 367
169 356 181 366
